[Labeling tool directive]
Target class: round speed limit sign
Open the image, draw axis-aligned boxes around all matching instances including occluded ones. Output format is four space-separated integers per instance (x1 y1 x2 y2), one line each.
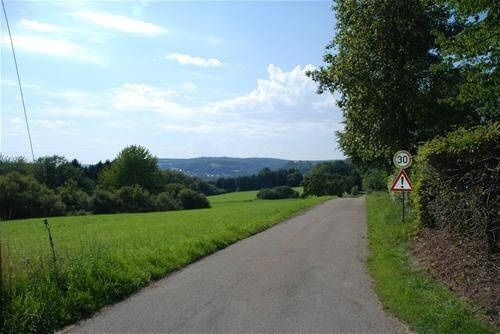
393 150 412 169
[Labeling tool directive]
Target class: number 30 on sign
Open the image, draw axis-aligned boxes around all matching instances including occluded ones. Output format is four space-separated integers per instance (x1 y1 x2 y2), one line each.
393 150 412 169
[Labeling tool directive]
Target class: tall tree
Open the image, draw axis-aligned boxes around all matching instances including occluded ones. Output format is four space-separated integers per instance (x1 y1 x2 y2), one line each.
434 0 499 120
99 145 162 193
308 0 475 170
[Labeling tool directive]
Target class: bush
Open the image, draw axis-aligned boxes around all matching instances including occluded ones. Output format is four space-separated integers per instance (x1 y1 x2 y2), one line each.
413 123 499 251
58 180 91 213
302 161 361 197
178 189 210 210
0 172 65 219
257 186 299 199
90 189 119 214
153 192 181 211
117 185 154 213
362 168 387 192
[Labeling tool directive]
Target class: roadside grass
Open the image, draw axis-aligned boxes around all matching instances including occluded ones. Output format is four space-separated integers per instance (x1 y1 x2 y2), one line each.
366 192 493 334
0 191 329 333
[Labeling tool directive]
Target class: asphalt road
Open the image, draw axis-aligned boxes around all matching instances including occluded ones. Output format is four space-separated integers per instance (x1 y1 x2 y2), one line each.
64 198 404 334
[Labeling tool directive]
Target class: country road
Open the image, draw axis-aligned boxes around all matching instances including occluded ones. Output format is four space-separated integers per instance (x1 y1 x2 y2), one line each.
64 198 404 333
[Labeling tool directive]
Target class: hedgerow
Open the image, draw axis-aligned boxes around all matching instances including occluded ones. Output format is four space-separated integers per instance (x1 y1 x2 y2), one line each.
413 123 499 250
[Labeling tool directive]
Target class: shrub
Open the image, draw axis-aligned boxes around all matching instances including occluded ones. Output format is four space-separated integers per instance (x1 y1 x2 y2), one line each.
153 192 181 211
0 172 64 219
302 161 361 197
178 189 210 210
362 168 387 192
90 189 119 214
257 186 299 199
413 123 499 251
58 180 91 213
117 185 154 213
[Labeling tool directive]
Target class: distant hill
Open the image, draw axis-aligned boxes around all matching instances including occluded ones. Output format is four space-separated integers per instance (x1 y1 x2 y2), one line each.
158 157 329 179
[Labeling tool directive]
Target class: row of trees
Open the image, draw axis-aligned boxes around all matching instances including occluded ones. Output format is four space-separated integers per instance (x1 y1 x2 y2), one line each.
214 167 303 192
308 0 498 171
0 146 212 220
302 161 362 197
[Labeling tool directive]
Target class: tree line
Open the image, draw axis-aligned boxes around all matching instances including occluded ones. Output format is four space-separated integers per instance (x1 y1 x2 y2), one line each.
0 145 212 220
213 167 303 192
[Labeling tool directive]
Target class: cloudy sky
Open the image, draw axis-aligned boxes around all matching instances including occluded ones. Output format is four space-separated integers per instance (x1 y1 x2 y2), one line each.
1 1 342 163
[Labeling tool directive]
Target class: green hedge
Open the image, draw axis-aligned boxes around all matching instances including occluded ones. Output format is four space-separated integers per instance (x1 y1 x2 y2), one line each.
413 123 499 250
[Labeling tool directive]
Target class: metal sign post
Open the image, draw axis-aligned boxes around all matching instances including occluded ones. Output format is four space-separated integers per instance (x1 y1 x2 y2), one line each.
391 151 413 222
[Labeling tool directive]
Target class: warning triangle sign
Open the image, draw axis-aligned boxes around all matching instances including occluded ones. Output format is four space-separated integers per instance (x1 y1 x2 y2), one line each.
390 169 413 192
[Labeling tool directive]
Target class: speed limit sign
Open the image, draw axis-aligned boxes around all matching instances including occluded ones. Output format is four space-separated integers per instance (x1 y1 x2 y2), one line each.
393 150 412 169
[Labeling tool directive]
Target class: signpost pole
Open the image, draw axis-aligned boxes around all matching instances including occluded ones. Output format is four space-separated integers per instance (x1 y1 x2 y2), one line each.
392 151 413 223
402 192 405 223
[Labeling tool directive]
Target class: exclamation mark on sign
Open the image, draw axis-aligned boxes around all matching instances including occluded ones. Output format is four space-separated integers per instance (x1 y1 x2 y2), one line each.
400 176 404 188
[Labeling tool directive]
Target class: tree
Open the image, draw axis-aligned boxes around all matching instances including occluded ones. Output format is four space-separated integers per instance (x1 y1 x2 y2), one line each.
0 172 65 219
33 155 93 192
434 0 499 120
302 161 361 197
99 145 162 193
308 0 476 170
178 189 210 210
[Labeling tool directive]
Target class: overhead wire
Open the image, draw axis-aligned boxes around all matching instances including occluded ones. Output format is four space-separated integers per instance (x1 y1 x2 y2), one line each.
1 0 35 161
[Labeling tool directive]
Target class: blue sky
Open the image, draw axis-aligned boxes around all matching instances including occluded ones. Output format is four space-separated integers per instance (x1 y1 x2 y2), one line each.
1 1 342 163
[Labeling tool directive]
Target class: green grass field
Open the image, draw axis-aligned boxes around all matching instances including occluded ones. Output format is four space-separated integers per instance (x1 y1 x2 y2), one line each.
366 192 493 333
0 190 328 333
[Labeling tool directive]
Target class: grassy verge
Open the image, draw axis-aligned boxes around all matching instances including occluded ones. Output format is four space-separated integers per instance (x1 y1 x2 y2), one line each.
366 192 493 333
0 191 330 333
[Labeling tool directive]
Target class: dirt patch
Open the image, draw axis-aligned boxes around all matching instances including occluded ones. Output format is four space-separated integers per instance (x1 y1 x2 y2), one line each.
413 227 499 327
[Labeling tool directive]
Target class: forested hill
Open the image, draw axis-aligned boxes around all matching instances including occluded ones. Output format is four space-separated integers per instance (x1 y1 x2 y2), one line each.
158 157 327 179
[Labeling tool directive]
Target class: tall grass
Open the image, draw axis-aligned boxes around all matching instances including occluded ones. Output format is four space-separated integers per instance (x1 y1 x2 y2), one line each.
366 192 493 333
0 192 329 333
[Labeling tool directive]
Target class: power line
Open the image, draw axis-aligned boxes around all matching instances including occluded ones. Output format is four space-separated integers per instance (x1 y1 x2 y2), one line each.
1 0 35 161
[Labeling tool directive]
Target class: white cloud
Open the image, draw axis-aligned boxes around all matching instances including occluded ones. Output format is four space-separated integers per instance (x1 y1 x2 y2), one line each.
17 19 64 33
74 11 167 35
112 64 340 139
166 53 224 67
204 64 319 113
1 35 103 65
112 83 189 115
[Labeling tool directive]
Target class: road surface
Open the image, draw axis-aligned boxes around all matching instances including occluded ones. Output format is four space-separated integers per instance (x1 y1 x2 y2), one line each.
64 198 404 333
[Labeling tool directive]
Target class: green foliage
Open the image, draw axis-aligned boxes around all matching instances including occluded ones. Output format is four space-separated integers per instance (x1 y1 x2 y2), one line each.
153 192 181 211
362 168 388 192
90 189 119 214
116 185 154 213
0 191 330 333
256 186 299 200
308 0 479 170
434 0 499 119
302 161 361 197
413 123 499 249
33 155 93 192
215 167 303 192
58 180 91 214
366 192 492 333
100 145 162 193
0 172 64 220
0 155 32 175
178 189 210 210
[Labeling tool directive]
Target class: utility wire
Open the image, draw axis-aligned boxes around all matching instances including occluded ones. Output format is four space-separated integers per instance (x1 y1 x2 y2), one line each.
1 0 35 161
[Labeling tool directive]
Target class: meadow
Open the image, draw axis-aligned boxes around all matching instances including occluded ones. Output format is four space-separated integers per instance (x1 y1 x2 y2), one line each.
0 189 326 333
